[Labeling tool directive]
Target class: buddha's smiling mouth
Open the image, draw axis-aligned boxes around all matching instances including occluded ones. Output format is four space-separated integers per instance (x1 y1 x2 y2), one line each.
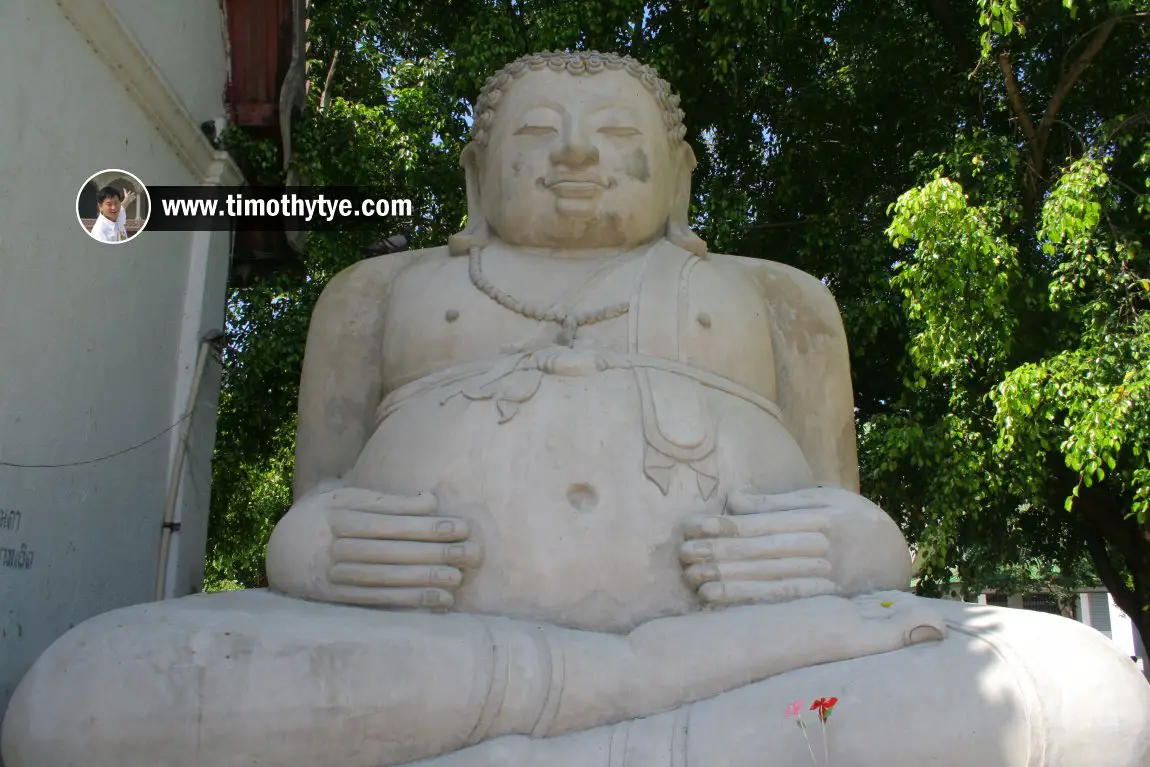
541 175 616 197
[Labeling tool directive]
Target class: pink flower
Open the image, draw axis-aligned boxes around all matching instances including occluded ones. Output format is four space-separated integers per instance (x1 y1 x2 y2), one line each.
784 700 805 718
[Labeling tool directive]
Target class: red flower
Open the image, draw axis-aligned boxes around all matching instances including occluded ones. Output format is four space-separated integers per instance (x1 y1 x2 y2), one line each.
809 696 839 723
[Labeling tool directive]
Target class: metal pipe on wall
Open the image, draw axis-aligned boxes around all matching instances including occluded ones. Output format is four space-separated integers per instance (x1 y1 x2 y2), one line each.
154 335 213 601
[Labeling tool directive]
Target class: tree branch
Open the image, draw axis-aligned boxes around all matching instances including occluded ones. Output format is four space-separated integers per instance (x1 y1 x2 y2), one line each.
1060 13 1147 76
1081 523 1139 617
1076 485 1150 648
1076 481 1144 567
1036 17 1118 144
319 49 339 113
996 52 1038 147
1005 16 1118 215
1105 111 1150 144
319 20 369 115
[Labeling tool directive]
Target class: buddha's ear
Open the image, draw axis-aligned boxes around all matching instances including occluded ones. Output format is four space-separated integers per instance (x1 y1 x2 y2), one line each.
448 143 490 256
666 141 707 257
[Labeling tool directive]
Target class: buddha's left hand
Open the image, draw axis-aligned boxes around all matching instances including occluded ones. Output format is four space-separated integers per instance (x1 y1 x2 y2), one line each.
679 486 913 607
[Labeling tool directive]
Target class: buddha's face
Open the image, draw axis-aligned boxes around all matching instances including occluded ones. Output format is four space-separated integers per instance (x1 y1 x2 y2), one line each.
476 68 679 250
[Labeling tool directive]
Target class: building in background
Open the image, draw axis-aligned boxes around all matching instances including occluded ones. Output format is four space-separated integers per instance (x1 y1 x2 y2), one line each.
0 0 303 725
944 583 1146 676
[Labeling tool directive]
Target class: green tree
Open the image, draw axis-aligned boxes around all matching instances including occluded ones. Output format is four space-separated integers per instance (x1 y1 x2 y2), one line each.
877 0 1149 643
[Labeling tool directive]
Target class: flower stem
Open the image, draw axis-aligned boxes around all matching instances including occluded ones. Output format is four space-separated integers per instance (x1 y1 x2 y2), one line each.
799 720 818 766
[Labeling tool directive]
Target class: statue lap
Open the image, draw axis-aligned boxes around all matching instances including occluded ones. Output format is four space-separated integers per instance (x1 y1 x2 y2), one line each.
430 599 1150 767
4 590 1148 767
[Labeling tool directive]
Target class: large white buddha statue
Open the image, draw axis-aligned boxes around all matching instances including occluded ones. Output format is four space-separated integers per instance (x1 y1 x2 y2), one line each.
4 51 1149 767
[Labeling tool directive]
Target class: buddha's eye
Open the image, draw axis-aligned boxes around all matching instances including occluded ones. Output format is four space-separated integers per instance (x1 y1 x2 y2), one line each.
598 126 641 137
515 125 557 136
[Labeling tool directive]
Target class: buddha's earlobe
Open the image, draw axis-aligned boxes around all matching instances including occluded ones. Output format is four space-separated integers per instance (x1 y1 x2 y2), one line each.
449 143 491 256
666 142 707 256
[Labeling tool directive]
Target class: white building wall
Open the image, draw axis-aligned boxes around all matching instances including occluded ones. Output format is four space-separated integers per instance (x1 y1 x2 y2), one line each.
945 584 1144 676
105 0 232 128
1078 591 1145 679
1107 595 1140 665
0 0 238 718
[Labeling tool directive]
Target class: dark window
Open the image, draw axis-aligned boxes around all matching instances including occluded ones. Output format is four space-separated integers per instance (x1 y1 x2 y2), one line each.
1021 593 1061 614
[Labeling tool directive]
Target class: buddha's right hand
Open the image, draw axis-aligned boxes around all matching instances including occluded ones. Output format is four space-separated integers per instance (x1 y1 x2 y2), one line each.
265 487 483 609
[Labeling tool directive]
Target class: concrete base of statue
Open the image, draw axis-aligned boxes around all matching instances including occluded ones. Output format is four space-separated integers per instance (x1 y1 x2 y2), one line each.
3 589 1148 767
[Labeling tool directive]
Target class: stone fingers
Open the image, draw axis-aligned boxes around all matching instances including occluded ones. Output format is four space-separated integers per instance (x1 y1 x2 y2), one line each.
682 558 832 588
324 488 438 515
697 578 838 605
331 538 483 568
322 498 480 610
330 511 470 541
679 532 828 564
329 563 464 589
322 584 458 609
682 512 830 540
726 488 831 515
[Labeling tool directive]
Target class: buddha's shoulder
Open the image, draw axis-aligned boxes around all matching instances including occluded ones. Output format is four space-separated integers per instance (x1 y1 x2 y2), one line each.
706 252 843 316
321 246 452 299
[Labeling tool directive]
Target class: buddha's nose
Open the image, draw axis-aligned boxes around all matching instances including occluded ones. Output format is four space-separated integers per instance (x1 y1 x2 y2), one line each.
551 129 599 168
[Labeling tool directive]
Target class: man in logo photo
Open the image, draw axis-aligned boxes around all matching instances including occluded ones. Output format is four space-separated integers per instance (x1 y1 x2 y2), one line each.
89 186 138 243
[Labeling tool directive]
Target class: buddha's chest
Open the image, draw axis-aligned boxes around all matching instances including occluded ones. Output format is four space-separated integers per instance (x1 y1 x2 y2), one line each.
380 247 777 402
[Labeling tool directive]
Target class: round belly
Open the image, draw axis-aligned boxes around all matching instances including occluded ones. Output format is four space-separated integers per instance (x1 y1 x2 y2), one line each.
347 366 814 632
